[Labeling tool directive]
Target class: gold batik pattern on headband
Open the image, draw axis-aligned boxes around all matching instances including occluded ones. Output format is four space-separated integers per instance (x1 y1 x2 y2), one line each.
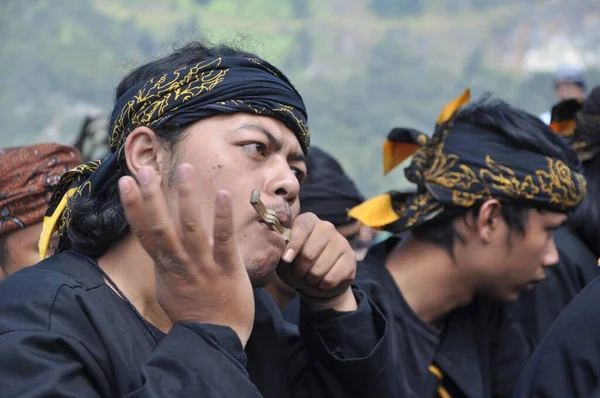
38 160 103 258
406 128 586 209
351 90 587 231
111 58 229 159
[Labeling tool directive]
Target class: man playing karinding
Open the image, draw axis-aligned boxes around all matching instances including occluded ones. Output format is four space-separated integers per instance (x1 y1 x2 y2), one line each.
0 143 81 278
0 42 398 397
349 90 586 397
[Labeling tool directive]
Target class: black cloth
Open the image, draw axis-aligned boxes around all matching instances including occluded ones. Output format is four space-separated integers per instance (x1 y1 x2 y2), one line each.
513 275 600 397
511 225 599 344
299 146 364 226
0 251 400 398
355 238 532 398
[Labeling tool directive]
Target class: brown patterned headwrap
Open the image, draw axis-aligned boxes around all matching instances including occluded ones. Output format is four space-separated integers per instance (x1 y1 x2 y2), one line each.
0 144 81 237
349 89 587 232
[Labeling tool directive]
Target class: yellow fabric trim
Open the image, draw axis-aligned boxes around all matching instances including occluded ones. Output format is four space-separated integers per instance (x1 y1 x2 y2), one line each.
429 365 443 379
437 386 452 398
429 365 452 398
38 187 77 259
436 88 471 125
348 194 399 227
383 140 420 175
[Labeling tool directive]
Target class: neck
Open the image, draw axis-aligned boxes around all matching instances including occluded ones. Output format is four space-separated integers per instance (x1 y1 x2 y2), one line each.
98 234 173 333
385 234 475 326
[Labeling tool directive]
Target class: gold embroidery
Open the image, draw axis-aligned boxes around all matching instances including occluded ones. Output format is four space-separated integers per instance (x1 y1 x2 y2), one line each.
411 129 586 211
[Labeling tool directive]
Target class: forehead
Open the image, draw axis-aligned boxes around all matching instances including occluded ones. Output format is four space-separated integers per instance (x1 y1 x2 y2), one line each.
185 113 303 152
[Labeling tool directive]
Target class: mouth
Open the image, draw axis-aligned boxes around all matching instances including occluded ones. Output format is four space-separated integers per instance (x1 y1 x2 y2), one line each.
257 220 288 244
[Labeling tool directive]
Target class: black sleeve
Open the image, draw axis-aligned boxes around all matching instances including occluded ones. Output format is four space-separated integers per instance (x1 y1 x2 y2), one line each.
290 287 401 398
514 276 600 398
0 323 262 398
486 300 532 397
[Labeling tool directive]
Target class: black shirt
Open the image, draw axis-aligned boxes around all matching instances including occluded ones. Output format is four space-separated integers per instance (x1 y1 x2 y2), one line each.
355 238 532 398
0 251 400 397
514 275 600 397
511 225 599 344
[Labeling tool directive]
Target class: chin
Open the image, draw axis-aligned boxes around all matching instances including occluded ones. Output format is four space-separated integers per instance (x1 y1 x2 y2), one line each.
245 257 280 288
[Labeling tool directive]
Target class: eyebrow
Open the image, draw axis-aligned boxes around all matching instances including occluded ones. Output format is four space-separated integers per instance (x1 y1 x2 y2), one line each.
233 123 307 163
546 219 568 231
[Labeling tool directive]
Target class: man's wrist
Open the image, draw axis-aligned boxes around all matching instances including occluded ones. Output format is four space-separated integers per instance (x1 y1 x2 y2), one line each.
300 287 358 313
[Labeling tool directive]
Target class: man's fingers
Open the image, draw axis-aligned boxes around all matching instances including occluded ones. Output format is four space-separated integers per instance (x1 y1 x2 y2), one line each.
317 252 356 292
281 213 317 264
176 164 211 260
212 190 241 272
290 231 329 279
137 166 185 262
302 248 344 287
119 176 157 259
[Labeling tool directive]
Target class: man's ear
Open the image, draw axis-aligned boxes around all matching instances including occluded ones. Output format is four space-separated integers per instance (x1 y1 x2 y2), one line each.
124 126 166 177
476 199 503 244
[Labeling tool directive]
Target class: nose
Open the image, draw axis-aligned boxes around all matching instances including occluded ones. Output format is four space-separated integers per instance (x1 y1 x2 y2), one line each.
264 156 301 207
542 239 560 268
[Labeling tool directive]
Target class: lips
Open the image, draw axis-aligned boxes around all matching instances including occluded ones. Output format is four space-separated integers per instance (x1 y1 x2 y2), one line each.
273 210 291 228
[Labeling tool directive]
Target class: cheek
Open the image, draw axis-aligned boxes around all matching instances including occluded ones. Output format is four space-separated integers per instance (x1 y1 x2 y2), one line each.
291 201 300 218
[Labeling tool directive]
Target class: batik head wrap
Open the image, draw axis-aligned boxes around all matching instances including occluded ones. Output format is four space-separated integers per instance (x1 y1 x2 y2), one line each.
349 89 587 232
0 144 81 237
39 56 310 258
299 146 365 227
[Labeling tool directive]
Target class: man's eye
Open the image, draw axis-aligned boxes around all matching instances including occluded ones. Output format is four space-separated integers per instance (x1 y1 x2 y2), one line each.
292 168 305 183
243 143 267 157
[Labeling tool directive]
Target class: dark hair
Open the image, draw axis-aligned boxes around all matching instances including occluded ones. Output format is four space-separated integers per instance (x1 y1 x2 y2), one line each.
454 96 579 165
65 41 261 256
568 86 600 256
411 203 530 255
412 96 580 254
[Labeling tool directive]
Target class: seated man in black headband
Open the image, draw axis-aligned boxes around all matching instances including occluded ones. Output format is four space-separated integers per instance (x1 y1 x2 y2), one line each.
349 90 586 398
0 42 398 397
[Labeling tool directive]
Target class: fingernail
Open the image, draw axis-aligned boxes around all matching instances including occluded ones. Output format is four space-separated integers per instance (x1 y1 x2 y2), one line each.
217 190 229 206
138 167 151 185
178 163 193 182
118 178 130 194
282 249 295 263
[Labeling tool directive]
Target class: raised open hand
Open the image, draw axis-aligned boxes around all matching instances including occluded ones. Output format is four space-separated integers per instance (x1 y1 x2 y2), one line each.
118 164 255 346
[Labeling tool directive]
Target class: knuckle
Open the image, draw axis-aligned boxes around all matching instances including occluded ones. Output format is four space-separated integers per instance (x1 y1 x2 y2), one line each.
214 228 233 243
131 226 147 240
300 247 319 264
181 219 200 234
320 274 337 290
150 224 169 240
320 221 337 234
296 212 318 227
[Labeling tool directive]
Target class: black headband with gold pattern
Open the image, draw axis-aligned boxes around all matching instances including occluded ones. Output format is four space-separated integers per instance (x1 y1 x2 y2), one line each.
39 56 310 258
349 90 587 232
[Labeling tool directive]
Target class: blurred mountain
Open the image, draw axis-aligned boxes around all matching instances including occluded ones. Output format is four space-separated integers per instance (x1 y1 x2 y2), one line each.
1 0 599 195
